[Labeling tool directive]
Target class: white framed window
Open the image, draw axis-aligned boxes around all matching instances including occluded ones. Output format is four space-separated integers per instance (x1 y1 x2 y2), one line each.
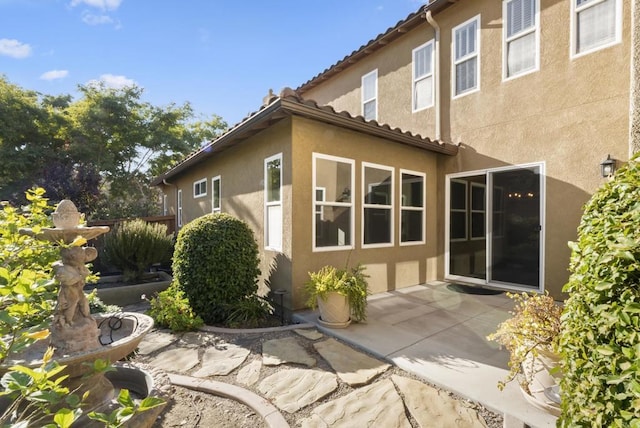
193 178 207 198
452 15 481 98
400 170 425 245
177 189 183 228
470 182 486 240
413 41 435 112
211 176 221 213
162 194 168 216
362 162 394 248
313 153 355 251
264 153 282 251
571 0 621 57
450 179 467 241
315 187 326 222
361 69 378 121
503 0 539 79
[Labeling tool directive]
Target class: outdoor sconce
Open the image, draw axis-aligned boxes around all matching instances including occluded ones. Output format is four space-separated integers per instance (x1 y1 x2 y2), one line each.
600 154 616 178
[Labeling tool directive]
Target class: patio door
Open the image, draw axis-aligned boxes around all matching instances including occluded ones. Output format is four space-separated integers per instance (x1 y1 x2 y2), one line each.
446 164 543 291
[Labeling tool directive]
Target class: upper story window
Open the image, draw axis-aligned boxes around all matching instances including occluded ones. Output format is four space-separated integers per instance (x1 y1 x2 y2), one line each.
504 0 539 79
413 41 434 112
453 15 481 98
362 162 394 248
177 189 183 228
211 176 221 213
265 154 282 251
193 178 207 198
361 69 378 121
572 0 621 57
162 194 168 216
313 153 354 251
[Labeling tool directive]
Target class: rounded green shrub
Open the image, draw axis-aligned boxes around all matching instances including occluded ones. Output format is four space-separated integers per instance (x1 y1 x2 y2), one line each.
559 154 640 426
173 213 261 324
103 219 174 282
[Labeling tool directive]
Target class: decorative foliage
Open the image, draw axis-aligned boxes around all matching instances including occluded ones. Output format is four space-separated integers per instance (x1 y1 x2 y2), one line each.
559 154 640 426
487 291 561 392
225 296 274 328
172 213 261 324
103 219 174 283
86 288 122 314
305 264 370 322
146 284 204 332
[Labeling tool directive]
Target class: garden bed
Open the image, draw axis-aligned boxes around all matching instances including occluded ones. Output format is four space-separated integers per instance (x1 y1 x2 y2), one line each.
86 271 172 307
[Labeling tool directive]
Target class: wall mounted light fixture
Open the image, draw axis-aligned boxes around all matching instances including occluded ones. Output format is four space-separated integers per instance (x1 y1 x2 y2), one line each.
600 154 616 178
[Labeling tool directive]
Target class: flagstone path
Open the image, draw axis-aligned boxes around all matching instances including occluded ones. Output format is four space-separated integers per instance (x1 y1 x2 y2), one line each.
134 327 490 428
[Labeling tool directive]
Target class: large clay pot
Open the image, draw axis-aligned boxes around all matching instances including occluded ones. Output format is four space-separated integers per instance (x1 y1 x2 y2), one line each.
521 348 561 416
316 291 351 329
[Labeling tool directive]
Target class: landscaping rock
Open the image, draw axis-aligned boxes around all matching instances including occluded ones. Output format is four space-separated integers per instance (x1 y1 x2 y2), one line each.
392 375 488 428
137 330 179 355
191 343 250 377
149 347 199 373
313 338 390 386
295 328 323 340
236 358 262 386
257 368 337 413
302 379 410 427
262 337 316 367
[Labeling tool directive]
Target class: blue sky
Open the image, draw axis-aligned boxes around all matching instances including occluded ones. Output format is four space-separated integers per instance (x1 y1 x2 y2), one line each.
0 0 425 126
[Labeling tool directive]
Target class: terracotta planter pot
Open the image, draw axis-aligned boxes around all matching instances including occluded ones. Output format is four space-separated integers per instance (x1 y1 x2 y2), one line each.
316 292 351 329
521 349 561 416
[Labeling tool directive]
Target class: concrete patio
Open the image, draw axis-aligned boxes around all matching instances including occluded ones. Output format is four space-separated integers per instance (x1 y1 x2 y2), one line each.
293 281 558 428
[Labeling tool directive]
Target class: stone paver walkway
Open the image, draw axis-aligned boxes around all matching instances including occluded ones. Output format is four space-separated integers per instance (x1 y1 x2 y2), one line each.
136 327 489 428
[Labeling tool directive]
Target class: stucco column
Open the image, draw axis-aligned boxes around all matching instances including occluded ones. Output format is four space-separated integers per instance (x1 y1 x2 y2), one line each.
631 0 640 155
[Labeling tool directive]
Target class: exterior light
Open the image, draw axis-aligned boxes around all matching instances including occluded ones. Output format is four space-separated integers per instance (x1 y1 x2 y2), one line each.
600 155 616 178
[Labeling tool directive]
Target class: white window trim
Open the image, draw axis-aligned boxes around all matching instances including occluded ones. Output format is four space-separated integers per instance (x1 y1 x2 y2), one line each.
449 179 468 242
211 175 221 213
264 153 282 252
470 182 486 241
399 169 426 246
312 152 355 252
412 40 435 112
315 187 326 221
570 0 622 59
177 189 183 228
452 14 481 99
361 69 378 121
362 161 394 249
162 194 168 216
193 178 207 198
502 0 540 81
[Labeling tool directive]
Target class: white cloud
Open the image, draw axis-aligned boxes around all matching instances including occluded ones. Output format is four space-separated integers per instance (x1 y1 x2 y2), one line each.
81 11 113 25
0 38 32 59
70 0 122 11
87 74 137 89
40 70 69 81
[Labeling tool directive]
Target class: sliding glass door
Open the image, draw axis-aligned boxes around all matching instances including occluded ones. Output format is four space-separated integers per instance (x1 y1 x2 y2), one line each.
447 164 543 290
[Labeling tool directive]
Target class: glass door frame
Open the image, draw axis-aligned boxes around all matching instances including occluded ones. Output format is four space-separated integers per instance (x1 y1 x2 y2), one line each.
444 162 546 293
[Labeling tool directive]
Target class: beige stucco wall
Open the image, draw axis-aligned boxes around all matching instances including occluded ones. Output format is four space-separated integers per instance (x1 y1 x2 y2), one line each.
158 120 293 298
301 0 632 298
289 116 442 309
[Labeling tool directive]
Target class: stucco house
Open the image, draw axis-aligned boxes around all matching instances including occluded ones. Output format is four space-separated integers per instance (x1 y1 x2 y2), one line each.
152 0 636 311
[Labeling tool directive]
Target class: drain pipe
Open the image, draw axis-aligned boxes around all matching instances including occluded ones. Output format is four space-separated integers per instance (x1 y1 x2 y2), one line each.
425 9 441 142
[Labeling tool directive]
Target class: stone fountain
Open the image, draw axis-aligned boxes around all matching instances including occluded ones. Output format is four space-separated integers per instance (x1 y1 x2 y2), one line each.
3 200 167 427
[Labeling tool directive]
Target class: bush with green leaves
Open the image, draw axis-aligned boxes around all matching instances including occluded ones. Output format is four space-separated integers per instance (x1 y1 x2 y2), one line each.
103 219 174 283
173 213 261 324
559 154 640 426
147 283 203 332
225 296 274 328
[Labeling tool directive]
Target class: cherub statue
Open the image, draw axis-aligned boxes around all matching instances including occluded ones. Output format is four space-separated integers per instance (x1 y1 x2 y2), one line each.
52 246 97 328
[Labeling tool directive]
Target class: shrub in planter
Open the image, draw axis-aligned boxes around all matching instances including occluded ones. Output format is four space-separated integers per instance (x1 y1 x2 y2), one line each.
305 264 369 322
487 291 561 392
103 219 174 283
173 213 261 324
559 154 640 426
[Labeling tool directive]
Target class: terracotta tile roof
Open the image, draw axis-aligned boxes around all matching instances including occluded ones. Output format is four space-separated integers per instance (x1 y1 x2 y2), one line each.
151 88 457 186
296 0 455 94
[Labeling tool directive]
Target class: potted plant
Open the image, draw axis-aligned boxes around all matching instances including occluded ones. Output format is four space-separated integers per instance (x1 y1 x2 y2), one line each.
305 264 369 328
487 291 562 415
